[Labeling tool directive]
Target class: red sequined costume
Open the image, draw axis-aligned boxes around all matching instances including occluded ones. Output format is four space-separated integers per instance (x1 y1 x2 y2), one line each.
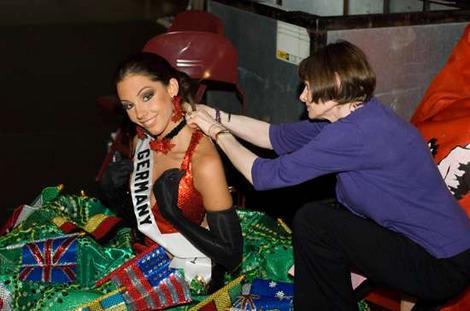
152 130 205 233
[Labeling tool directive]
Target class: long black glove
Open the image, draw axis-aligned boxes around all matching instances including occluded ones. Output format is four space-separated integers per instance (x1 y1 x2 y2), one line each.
153 168 243 272
97 153 135 227
99 152 133 196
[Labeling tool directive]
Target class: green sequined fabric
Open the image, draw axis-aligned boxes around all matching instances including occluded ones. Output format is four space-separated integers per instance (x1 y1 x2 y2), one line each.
0 187 132 310
236 209 294 283
0 187 370 311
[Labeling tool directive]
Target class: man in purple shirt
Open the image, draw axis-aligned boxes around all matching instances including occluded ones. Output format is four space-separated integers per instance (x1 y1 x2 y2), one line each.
187 41 470 310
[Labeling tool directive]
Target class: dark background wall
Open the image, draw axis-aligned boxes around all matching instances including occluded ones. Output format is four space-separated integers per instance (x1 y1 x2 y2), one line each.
0 0 372 228
0 1 188 225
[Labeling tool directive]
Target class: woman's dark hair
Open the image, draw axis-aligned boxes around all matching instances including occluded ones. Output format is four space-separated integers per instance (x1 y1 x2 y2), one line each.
114 52 197 105
298 40 376 105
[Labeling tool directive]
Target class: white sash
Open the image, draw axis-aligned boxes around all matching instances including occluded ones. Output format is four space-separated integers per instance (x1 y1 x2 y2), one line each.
131 135 211 282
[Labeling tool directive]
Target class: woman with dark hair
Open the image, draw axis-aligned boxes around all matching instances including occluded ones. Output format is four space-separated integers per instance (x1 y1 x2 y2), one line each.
186 41 470 310
106 52 243 291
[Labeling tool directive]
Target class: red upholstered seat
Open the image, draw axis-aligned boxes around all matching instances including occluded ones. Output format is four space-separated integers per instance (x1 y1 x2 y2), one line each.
168 10 224 35
143 31 245 112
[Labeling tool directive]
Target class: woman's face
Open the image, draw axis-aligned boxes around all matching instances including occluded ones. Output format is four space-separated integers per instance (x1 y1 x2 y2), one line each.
117 74 178 136
299 81 338 122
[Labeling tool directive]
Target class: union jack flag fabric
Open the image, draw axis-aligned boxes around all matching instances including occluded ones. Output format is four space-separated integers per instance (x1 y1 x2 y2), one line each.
97 244 192 310
19 235 78 283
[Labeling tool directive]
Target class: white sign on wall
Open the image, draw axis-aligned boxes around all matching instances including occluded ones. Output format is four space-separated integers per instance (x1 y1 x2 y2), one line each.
276 21 310 65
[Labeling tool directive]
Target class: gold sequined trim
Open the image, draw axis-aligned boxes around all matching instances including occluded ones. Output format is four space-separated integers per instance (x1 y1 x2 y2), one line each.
52 216 67 228
189 275 244 311
75 288 127 311
84 214 108 233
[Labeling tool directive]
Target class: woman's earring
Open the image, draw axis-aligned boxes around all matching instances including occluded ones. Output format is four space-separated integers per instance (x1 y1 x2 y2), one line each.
171 95 184 122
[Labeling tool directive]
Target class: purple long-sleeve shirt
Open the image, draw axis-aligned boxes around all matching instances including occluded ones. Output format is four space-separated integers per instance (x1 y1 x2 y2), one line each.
252 98 470 258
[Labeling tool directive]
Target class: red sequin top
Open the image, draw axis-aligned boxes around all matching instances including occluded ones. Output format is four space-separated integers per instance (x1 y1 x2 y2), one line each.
152 131 205 233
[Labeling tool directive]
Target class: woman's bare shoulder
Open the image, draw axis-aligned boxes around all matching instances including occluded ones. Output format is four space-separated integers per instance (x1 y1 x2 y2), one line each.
192 134 223 174
191 134 232 211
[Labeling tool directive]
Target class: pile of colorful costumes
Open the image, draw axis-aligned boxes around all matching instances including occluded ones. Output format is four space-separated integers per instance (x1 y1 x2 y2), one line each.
0 185 371 310
0 185 289 310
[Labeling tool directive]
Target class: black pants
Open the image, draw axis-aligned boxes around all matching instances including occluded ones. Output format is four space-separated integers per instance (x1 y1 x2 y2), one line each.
292 202 470 311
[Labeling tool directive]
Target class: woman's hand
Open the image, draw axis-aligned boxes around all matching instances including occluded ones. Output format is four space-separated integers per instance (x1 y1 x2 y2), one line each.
194 104 214 116
186 109 226 139
189 104 258 185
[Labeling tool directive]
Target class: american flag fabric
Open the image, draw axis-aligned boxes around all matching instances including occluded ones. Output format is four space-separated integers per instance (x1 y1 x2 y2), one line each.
97 244 192 310
19 235 78 283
